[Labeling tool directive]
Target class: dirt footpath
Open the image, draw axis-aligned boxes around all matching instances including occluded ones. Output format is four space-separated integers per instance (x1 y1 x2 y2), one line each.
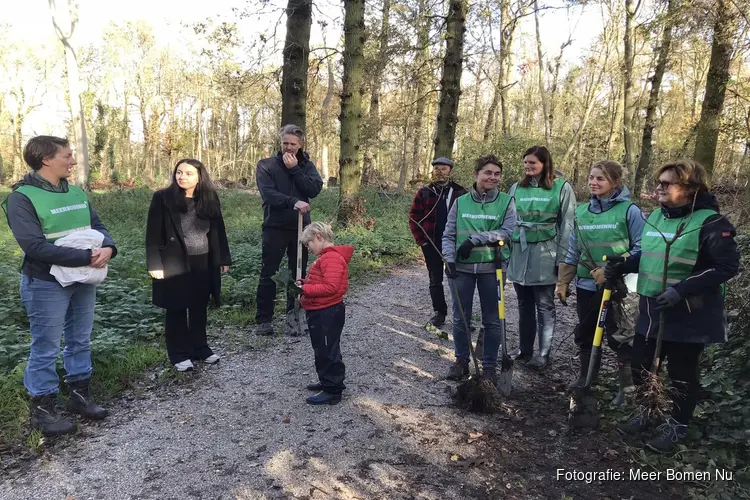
0 266 686 499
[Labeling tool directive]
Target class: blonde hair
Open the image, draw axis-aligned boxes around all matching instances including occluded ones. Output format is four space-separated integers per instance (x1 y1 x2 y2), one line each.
301 221 334 244
590 160 625 188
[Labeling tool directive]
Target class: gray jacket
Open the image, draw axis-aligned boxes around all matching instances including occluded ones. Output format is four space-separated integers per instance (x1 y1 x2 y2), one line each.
507 177 576 286
442 185 516 274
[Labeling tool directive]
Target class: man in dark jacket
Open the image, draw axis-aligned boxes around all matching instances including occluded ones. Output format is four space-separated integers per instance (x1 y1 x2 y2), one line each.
2 135 116 436
408 157 466 326
254 124 323 336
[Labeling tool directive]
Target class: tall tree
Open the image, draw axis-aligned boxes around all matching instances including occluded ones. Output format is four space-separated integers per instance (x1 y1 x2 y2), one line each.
633 0 679 199
338 0 366 224
622 0 638 176
362 0 391 186
694 0 740 179
410 0 430 179
534 0 551 146
281 0 312 131
49 0 90 188
434 0 468 159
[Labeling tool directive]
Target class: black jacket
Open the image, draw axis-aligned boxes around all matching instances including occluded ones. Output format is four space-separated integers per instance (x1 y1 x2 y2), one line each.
2 173 117 282
624 192 739 344
145 188 231 310
256 151 323 230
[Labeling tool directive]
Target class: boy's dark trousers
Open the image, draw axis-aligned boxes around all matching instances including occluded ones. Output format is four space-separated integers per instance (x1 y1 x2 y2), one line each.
306 302 346 394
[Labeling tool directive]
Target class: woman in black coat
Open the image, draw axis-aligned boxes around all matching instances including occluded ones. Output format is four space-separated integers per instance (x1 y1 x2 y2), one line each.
146 159 232 371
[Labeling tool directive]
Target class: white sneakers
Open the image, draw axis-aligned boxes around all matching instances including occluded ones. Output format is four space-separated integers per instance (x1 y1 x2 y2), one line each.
174 360 194 372
174 355 220 372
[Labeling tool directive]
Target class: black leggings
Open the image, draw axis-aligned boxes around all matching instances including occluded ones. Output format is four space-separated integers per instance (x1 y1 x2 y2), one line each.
632 335 705 425
574 287 631 363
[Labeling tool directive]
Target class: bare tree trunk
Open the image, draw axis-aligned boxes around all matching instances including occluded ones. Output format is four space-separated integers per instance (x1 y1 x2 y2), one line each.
338 0 366 224
434 0 468 159
362 0 391 186
410 0 429 178
633 0 678 199
320 51 336 183
49 0 90 189
694 0 739 180
534 1 551 146
281 0 312 131
622 0 638 177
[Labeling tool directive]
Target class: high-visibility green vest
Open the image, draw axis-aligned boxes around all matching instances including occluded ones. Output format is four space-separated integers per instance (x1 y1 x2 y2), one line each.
511 178 565 244
14 185 91 242
574 201 632 278
636 208 716 297
455 191 512 263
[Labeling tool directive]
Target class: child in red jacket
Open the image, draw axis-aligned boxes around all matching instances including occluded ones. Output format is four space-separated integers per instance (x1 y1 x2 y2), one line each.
297 222 354 405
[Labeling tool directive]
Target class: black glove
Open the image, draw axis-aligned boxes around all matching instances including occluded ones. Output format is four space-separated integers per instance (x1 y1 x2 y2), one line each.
604 260 625 280
457 239 475 260
445 262 457 279
654 287 681 311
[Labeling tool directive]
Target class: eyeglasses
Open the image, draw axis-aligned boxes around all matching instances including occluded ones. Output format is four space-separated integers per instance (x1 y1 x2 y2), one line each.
654 180 678 190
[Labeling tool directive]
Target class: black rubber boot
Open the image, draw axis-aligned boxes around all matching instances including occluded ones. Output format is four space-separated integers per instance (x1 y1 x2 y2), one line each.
30 394 77 436
67 379 108 420
611 361 634 406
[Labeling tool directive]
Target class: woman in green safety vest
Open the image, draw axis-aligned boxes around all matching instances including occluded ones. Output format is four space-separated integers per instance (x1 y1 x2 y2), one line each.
557 160 645 416
507 146 576 370
606 160 739 454
442 155 516 386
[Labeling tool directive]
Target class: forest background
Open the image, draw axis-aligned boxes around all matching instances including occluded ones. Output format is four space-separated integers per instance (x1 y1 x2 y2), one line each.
0 0 749 493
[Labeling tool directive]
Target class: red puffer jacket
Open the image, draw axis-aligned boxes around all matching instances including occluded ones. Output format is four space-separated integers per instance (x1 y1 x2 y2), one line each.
300 245 355 311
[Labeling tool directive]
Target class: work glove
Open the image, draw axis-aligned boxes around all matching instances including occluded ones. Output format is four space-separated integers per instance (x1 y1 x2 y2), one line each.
457 239 476 260
555 282 570 306
654 287 681 311
604 260 625 280
590 267 606 286
555 262 577 306
445 262 458 279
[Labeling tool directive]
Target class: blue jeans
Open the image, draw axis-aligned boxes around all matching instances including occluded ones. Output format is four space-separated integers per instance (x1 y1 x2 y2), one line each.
20 275 96 397
448 271 504 370
513 283 556 357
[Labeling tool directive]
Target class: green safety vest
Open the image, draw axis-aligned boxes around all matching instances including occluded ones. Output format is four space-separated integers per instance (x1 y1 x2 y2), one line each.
455 191 512 263
14 185 91 242
636 208 716 297
574 201 632 278
511 178 565 244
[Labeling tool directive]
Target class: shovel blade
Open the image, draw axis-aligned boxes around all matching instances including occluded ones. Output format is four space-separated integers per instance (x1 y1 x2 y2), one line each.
497 355 513 396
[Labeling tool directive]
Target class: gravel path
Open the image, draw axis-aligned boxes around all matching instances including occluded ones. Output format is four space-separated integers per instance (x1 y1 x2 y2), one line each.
0 265 685 500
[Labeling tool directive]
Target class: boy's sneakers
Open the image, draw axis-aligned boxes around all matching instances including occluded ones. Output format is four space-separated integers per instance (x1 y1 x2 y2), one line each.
174 360 194 372
446 358 470 381
203 354 220 364
647 418 688 454
306 382 323 391
306 391 342 405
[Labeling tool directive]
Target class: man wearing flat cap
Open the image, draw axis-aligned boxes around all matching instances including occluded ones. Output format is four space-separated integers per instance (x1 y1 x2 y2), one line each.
408 158 467 327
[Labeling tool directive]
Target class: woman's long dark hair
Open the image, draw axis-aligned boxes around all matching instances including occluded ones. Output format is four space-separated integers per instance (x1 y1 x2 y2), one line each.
169 158 220 219
519 145 556 189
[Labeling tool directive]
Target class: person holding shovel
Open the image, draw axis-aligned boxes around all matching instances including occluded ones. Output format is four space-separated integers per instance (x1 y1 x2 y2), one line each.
408 158 467 327
507 146 576 370
254 124 323 336
442 155 516 386
606 160 739 453
557 161 645 409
